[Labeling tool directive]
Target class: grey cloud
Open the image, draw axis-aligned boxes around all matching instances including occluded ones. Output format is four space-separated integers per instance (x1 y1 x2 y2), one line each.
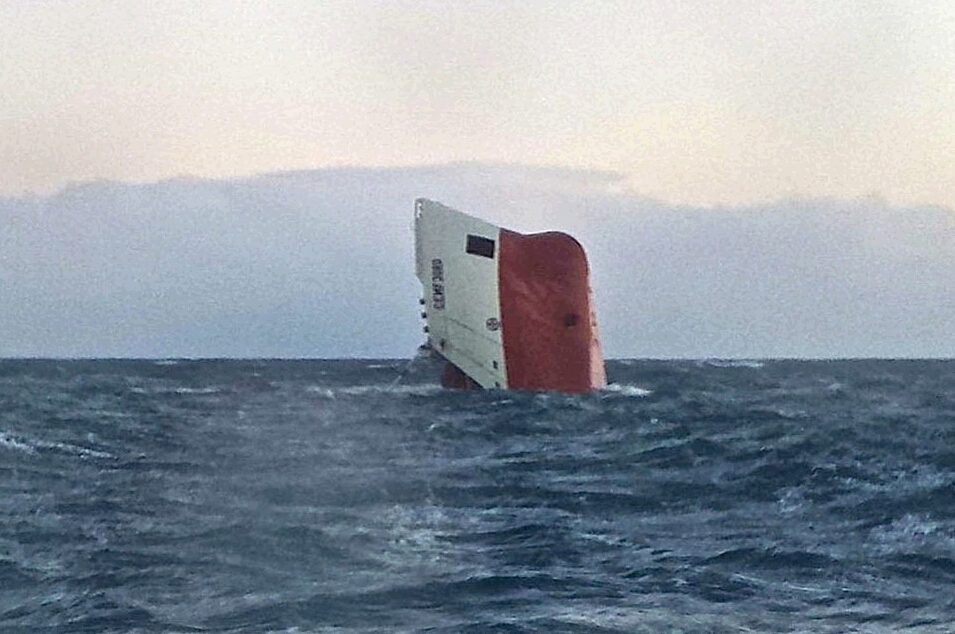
1 164 952 358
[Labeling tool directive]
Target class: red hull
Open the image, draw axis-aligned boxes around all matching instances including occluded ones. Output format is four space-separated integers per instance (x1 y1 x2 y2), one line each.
440 361 482 389
498 230 605 393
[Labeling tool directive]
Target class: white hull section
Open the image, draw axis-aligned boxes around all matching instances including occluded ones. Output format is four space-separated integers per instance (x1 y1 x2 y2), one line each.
414 199 508 388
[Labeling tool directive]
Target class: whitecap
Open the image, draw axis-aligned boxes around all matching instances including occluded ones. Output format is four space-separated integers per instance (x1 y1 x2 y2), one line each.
0 431 36 454
305 386 336 398
0 431 113 459
172 386 222 395
870 513 948 554
35 439 113 460
703 359 765 369
337 383 443 397
602 383 652 397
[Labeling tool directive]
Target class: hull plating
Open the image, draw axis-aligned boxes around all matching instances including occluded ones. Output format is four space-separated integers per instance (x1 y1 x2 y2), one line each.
415 199 605 393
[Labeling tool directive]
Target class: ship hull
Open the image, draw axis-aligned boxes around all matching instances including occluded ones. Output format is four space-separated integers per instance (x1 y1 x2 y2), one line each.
415 199 606 393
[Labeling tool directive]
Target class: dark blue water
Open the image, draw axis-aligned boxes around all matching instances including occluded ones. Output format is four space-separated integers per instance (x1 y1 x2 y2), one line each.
1 359 954 633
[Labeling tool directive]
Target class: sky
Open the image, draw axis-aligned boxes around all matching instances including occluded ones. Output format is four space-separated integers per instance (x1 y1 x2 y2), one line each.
3 0 955 206
2 2 954 359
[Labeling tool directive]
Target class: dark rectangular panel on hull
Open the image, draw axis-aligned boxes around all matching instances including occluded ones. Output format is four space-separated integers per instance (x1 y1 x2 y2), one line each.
466 234 496 258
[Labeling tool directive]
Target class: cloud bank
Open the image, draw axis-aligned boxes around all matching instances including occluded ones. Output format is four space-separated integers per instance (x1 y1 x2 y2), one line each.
1 164 952 358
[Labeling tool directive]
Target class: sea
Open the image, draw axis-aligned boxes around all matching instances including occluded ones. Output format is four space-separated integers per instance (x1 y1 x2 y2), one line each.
1 358 954 633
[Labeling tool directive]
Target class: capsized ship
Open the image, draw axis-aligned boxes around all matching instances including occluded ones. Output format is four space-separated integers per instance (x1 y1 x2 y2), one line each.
414 198 606 393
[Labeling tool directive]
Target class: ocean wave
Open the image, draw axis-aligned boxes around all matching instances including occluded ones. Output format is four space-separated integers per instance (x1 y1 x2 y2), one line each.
602 383 653 397
702 359 766 369
0 431 36 454
308 383 444 398
173 386 226 395
124 384 230 397
3 358 955 633
0 430 112 459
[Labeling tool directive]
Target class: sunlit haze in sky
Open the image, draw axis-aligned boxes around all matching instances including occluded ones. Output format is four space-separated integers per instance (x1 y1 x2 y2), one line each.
4 0 955 206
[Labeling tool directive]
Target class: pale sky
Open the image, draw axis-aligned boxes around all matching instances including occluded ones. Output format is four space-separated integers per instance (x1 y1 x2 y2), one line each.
3 0 954 206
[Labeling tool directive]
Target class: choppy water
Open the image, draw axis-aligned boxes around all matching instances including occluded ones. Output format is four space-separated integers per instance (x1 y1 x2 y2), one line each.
1 359 954 633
